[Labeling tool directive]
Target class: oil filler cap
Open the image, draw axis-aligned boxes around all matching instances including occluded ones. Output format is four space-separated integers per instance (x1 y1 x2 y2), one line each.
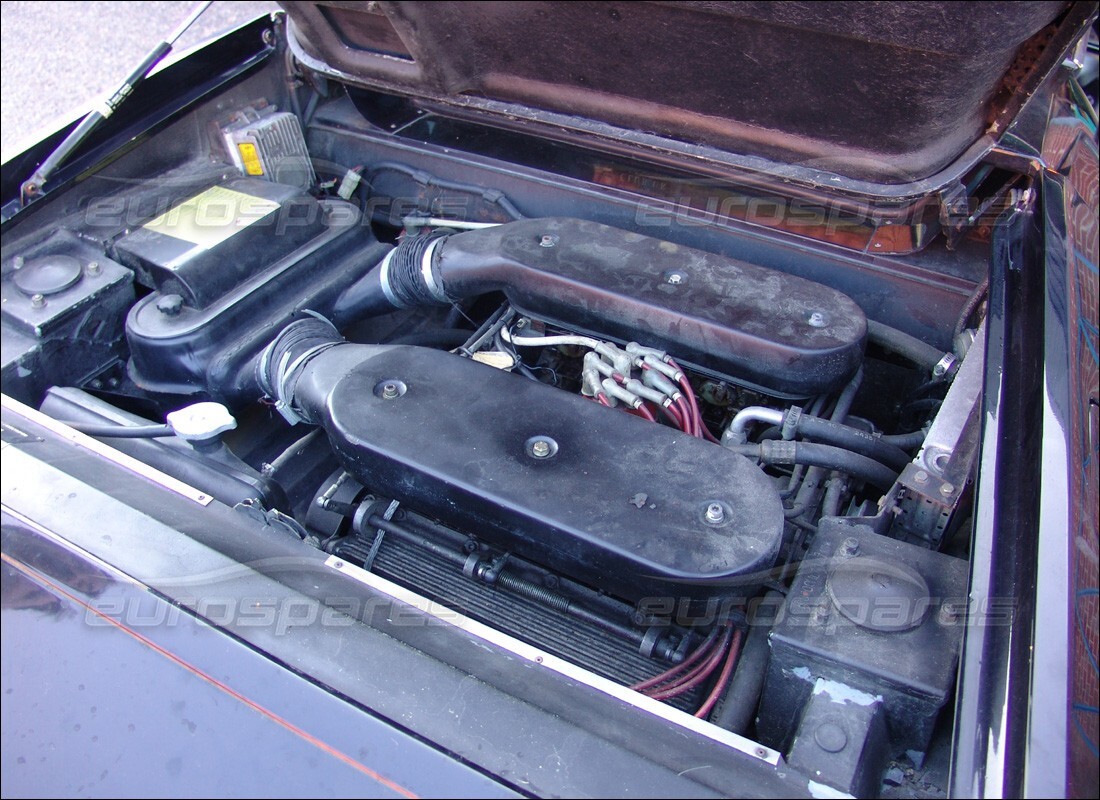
13 255 83 297
826 556 931 633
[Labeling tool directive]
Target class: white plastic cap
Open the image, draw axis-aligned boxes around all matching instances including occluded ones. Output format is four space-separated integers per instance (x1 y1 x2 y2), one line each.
166 402 237 441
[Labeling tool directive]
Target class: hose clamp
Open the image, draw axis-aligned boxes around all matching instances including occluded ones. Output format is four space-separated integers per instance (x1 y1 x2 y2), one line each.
377 249 403 308
781 406 802 440
932 352 957 379
419 236 448 304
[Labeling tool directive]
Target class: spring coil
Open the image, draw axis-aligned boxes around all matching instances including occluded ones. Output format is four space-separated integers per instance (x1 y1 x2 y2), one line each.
495 571 572 614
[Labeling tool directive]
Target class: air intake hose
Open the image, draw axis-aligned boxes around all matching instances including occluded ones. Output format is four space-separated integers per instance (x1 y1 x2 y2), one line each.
332 217 868 398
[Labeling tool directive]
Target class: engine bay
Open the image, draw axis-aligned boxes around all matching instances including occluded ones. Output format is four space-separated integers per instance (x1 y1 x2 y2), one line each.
0 52 998 798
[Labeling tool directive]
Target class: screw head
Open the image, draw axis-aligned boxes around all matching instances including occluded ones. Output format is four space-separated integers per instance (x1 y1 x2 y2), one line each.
808 312 828 328
381 382 400 400
840 537 860 556
86 260 101 276
666 271 685 285
531 440 551 458
30 293 46 308
940 482 955 496
12 256 24 269
914 470 928 484
539 234 558 248
704 502 725 524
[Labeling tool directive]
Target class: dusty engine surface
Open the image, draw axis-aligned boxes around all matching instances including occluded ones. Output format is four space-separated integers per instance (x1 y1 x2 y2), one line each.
263 330 785 604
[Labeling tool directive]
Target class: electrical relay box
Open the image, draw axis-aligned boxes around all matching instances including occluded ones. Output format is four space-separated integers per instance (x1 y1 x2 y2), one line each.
218 104 315 189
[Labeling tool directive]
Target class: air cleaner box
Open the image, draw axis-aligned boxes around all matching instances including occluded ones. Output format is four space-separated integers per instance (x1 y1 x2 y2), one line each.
111 178 325 310
756 522 968 756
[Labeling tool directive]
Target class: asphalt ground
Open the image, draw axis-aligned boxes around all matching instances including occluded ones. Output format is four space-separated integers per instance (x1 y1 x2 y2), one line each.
1 1 279 159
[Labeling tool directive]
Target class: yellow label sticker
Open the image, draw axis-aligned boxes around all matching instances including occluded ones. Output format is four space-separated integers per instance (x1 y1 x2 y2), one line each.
143 185 280 250
237 142 264 176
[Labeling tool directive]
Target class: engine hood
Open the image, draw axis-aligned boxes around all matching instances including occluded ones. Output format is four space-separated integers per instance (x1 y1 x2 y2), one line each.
279 1 1091 193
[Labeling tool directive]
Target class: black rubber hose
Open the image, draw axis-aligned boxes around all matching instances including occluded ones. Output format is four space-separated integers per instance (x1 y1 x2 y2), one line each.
460 304 512 354
367 162 525 219
730 440 898 491
829 366 862 424
385 328 472 349
953 276 989 338
66 422 173 438
821 472 846 518
792 413 911 473
881 429 928 449
866 320 945 372
711 591 781 734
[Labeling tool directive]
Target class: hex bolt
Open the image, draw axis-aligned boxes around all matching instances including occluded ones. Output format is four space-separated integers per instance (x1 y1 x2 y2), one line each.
86 260 101 276
840 537 860 556
539 234 558 248
808 311 828 328
914 470 928 484
704 503 725 524
937 602 961 625
940 482 955 496
531 439 552 458
30 293 46 308
381 382 400 400
12 256 24 270
666 272 685 285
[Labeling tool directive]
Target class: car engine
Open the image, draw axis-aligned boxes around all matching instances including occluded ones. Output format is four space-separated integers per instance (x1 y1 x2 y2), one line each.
1 85 991 797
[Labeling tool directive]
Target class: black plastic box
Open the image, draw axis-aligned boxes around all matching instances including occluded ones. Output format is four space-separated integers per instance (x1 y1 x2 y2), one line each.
111 178 325 310
757 522 969 758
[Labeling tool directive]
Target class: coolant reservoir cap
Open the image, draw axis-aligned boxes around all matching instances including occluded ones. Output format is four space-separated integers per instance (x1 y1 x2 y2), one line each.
166 402 237 441
826 556 931 633
13 255 83 297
